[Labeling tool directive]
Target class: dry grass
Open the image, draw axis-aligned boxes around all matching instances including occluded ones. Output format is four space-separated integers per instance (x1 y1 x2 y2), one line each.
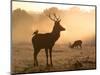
11 43 96 74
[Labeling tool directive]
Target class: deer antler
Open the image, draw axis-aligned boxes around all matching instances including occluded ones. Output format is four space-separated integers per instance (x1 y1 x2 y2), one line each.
53 13 60 21
46 13 61 21
48 14 56 21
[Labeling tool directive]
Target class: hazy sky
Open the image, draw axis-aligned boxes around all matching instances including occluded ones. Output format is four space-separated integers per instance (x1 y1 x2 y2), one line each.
12 1 95 12
12 1 95 44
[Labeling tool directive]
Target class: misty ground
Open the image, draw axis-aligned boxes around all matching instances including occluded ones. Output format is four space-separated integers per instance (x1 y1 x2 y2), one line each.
11 43 96 74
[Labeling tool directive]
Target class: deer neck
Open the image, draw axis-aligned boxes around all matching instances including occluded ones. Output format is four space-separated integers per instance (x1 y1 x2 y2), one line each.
51 29 60 42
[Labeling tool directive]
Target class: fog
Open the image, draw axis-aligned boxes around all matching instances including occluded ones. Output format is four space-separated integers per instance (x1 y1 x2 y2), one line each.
12 7 95 45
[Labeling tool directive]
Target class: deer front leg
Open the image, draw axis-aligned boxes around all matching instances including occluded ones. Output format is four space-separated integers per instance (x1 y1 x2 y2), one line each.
80 44 82 48
45 48 49 66
49 48 53 66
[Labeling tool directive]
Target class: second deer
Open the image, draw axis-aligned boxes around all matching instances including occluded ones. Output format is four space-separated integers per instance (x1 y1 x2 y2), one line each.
69 40 82 48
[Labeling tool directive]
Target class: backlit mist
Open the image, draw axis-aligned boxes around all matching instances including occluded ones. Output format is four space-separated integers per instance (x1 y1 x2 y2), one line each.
12 1 95 45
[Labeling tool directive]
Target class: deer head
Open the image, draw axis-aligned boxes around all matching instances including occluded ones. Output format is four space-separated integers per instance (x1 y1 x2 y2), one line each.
48 13 65 32
68 42 73 48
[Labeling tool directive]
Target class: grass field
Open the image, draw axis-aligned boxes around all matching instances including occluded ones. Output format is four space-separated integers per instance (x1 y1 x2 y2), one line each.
11 43 96 74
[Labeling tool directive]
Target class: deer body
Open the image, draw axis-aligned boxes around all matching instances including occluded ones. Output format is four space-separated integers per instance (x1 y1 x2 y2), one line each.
32 14 65 66
32 32 60 49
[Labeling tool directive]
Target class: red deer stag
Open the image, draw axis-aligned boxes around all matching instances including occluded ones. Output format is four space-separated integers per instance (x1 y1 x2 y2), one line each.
32 14 65 66
69 40 82 48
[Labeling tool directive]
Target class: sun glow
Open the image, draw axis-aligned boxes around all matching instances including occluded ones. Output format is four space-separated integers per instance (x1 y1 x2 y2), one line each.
12 1 95 44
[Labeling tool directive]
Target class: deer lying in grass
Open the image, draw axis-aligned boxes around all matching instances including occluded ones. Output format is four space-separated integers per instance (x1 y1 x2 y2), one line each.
69 40 82 48
32 14 65 66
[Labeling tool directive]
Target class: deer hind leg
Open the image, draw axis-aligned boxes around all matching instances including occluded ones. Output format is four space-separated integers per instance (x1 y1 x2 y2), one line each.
34 53 36 66
45 48 49 66
49 48 53 66
34 49 40 66
34 52 37 66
